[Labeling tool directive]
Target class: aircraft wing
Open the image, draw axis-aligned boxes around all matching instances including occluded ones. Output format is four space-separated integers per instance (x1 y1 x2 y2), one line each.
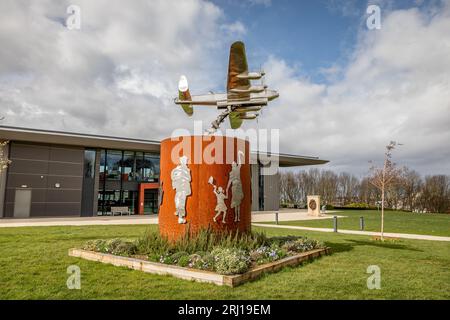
227 41 251 95
227 41 252 129
175 93 228 106
229 111 244 129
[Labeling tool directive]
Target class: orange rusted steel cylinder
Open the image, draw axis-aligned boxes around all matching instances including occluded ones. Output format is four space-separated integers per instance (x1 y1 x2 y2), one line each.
158 135 251 241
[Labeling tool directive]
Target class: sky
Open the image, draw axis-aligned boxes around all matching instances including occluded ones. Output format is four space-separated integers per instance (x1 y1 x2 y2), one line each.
0 0 449 177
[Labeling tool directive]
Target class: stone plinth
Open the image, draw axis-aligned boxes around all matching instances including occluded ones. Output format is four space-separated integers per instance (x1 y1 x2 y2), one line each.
307 195 321 216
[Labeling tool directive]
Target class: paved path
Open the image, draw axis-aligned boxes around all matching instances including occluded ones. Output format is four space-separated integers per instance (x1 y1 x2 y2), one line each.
252 223 450 242
0 210 337 228
0 215 159 228
251 210 342 223
2 214 448 242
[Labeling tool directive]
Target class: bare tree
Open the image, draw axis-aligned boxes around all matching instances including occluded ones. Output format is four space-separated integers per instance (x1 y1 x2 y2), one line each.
420 175 450 213
318 170 339 205
368 141 402 240
281 171 301 206
279 165 448 214
401 168 422 211
358 177 378 206
336 172 360 205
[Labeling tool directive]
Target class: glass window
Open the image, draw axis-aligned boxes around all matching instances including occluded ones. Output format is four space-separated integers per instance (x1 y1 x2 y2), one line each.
144 189 158 214
106 150 122 180
122 190 137 214
97 191 105 215
84 150 96 179
99 150 106 183
258 163 264 211
122 151 135 181
103 190 121 212
135 152 144 181
143 154 160 182
96 150 161 215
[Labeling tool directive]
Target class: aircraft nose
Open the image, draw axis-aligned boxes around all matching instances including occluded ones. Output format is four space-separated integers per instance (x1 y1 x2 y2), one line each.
271 92 279 100
178 75 189 92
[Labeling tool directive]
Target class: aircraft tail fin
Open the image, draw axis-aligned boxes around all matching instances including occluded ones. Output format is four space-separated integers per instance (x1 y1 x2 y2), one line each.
178 75 193 116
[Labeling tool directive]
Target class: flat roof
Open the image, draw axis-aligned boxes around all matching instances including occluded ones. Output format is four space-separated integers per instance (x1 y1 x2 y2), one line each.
0 125 328 167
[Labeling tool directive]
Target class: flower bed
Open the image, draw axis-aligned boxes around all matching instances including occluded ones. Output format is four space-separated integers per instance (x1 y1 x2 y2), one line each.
69 247 330 287
80 229 326 276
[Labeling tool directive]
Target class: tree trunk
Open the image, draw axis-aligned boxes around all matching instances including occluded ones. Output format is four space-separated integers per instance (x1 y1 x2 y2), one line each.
381 157 387 241
381 186 385 241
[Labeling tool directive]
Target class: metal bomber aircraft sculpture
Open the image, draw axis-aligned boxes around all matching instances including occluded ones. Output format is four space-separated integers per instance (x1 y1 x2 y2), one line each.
175 41 279 133
158 41 279 240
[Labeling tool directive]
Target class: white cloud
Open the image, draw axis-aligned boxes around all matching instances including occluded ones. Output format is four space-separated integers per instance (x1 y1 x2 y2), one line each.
249 1 450 175
0 0 233 139
220 21 247 37
0 0 449 176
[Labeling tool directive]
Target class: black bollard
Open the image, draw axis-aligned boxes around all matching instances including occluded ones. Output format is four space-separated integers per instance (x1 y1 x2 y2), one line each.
333 216 338 232
275 211 279 225
360 216 365 231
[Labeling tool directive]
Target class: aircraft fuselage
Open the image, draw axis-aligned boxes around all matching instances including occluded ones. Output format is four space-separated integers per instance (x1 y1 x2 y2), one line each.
174 90 279 108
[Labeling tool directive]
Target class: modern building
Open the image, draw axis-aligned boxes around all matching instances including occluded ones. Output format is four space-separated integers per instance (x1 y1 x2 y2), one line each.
0 126 328 218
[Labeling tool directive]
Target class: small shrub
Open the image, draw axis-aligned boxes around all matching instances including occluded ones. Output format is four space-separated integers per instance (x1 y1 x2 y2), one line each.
188 253 202 267
346 203 370 209
250 244 287 264
282 238 324 253
105 239 124 254
82 239 137 256
188 253 214 270
82 239 108 253
170 251 189 264
135 230 170 257
199 253 215 270
148 253 161 262
334 203 376 210
112 241 137 256
159 253 174 264
211 247 251 275
177 255 190 267
81 240 99 251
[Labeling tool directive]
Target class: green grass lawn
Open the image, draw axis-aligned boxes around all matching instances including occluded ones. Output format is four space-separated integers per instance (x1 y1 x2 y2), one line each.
0 224 449 299
264 210 450 237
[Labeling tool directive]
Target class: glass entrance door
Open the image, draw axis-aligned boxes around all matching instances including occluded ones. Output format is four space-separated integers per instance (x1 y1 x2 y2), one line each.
143 189 158 214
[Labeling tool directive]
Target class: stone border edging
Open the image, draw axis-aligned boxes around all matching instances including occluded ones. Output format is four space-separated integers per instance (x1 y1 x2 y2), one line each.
68 247 331 287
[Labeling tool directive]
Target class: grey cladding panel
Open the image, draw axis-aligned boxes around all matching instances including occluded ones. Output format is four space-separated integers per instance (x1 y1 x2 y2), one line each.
34 203 81 217
46 189 82 203
8 159 48 175
48 162 82 176
6 173 47 189
9 143 50 161
6 142 84 217
47 176 83 189
50 147 83 163
29 203 47 216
